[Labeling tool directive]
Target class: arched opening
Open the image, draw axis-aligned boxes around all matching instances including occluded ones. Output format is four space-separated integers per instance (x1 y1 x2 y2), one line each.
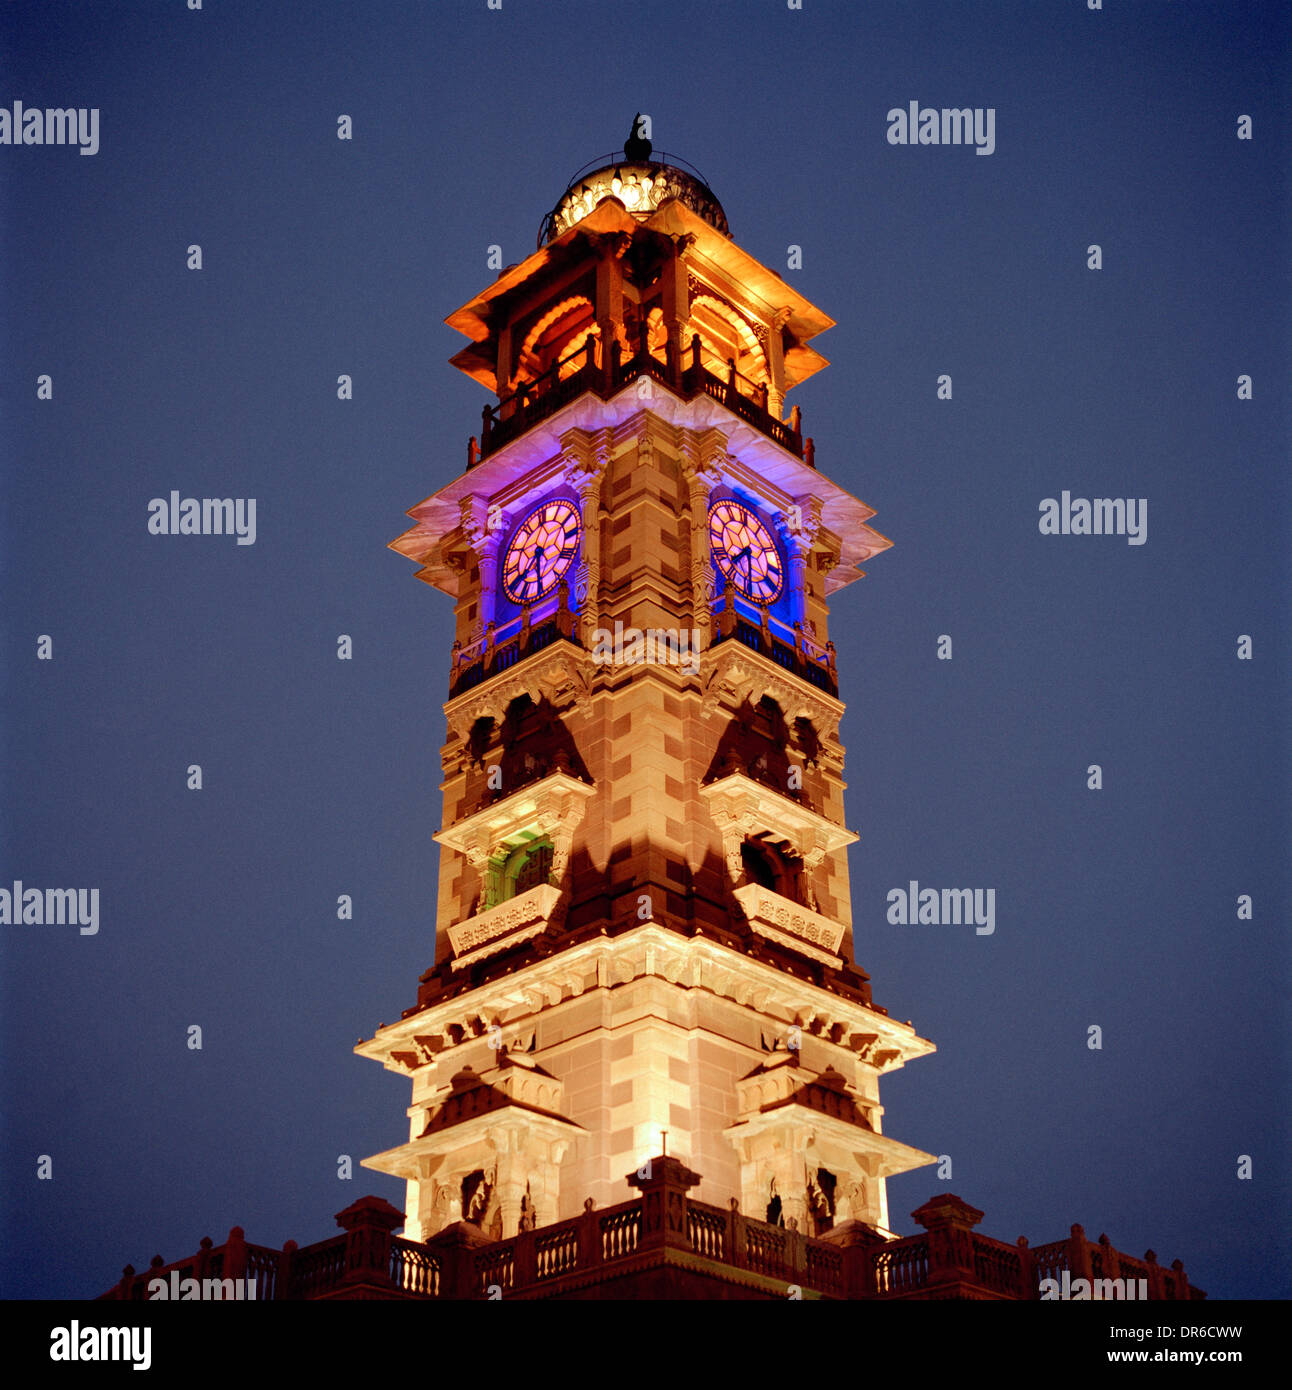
516 295 597 385
742 840 777 891
461 1170 493 1227
487 836 554 908
689 293 767 389
808 1167 837 1236
766 1180 784 1228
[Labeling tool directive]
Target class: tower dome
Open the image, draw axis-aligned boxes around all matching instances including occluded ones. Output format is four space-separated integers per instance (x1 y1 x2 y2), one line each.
538 117 729 247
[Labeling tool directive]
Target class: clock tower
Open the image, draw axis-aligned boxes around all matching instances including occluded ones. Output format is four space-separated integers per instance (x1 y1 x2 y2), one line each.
358 123 936 1246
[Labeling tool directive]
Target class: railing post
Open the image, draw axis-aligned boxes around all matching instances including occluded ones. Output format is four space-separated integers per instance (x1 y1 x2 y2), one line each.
758 601 772 653
194 1235 213 1284
1144 1249 1164 1301
335 1195 404 1293
608 337 621 392
727 1198 742 1270
1170 1258 1188 1301
556 578 574 639
1016 1235 1036 1299
690 333 701 376
819 1220 885 1299
277 1239 297 1301
579 1197 600 1268
909 1194 985 1297
789 403 801 436
422 1219 493 1299
1069 1223 1093 1289
757 381 769 412
626 1154 701 1256
804 436 815 468
718 579 737 639
225 1226 248 1285
786 1218 808 1289
481 404 493 453
467 435 479 469
514 1227 536 1290
1097 1232 1121 1288
726 357 737 400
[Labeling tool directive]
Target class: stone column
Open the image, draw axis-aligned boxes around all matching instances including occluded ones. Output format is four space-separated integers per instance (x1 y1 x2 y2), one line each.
493 1133 529 1239
564 433 610 646
460 495 506 634
767 307 791 422
767 1146 809 1234
910 1193 985 1295
680 439 724 643
662 233 696 387
779 494 822 629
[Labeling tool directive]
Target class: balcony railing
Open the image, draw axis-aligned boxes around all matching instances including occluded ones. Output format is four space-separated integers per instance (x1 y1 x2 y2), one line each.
99 1186 1205 1302
468 334 812 467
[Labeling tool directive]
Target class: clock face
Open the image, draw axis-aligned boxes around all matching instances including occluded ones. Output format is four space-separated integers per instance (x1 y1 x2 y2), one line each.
502 498 581 604
709 500 783 602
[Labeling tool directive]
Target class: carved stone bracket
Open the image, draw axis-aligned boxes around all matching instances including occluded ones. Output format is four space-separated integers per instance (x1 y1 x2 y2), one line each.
700 642 844 740
445 646 594 744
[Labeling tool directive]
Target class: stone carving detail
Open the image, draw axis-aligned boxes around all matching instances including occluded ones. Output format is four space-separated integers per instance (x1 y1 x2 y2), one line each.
563 437 609 645
445 648 592 743
544 163 729 245
701 646 842 741
733 884 845 964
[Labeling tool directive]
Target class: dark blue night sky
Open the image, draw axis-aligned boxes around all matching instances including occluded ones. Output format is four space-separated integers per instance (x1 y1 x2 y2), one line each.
2 1 1287 1300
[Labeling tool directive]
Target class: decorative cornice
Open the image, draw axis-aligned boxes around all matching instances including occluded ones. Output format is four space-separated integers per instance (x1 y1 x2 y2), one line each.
356 927 934 1078
699 772 857 857
435 772 597 861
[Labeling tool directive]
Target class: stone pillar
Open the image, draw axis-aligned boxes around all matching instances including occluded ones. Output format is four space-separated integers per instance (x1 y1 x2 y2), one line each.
680 440 723 643
627 1154 701 1254
493 1135 529 1239
460 495 506 634
910 1193 985 1294
595 234 629 388
767 307 791 422
661 234 695 387
759 1146 809 1235
779 494 822 629
564 433 610 645
334 1195 404 1292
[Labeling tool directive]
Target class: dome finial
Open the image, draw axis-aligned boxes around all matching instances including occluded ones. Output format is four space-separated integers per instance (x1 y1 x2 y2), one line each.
624 114 652 162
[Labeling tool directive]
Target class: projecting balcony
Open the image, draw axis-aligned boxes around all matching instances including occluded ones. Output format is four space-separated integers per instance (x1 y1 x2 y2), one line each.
466 334 813 467
709 582 838 697
449 585 580 700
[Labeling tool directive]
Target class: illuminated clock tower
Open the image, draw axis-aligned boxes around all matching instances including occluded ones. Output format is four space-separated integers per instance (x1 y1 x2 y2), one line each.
358 122 936 1246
